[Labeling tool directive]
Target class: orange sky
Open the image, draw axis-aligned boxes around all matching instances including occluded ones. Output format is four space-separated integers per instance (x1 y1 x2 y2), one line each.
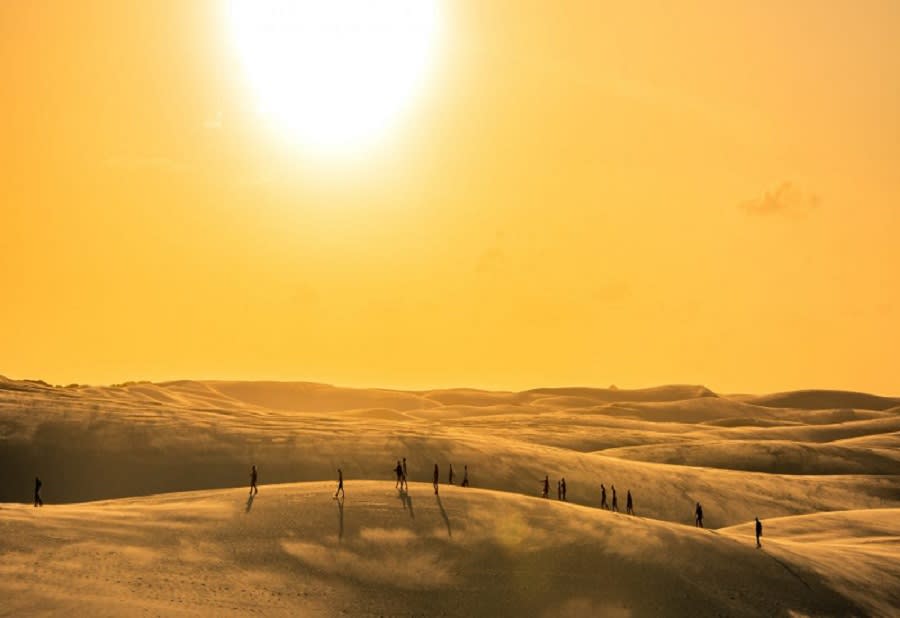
2 1 899 393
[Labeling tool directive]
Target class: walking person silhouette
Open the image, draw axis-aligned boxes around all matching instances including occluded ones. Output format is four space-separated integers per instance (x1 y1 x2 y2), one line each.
249 465 258 496
600 484 608 510
433 464 439 495
611 485 618 512
334 468 344 500
695 502 704 528
626 490 634 515
557 479 561 500
461 465 469 487
448 463 454 485
395 460 404 490
34 476 43 507
755 517 763 547
542 475 550 498
561 478 567 501
402 457 408 490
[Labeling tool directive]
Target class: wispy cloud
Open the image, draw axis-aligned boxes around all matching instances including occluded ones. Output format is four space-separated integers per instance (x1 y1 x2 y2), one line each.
740 182 820 216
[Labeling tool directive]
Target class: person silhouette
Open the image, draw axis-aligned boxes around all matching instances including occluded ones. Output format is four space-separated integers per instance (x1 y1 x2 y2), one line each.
695 502 704 528
395 460 404 489
448 463 454 485
542 475 550 498
557 479 561 500
334 468 344 500
34 476 43 507
755 517 762 547
461 465 469 487
611 485 618 512
626 490 634 515
561 478 567 502
402 457 408 489
249 465 258 496
600 484 608 510
433 464 439 495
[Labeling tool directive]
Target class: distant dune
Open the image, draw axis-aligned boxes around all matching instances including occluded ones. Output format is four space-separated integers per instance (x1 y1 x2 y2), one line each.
602 440 900 475
2 376 898 615
208 380 438 413
745 389 900 411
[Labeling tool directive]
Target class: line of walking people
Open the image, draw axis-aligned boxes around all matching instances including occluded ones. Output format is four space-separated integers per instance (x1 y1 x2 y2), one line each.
255 464 764 545
596 482 634 515
394 458 470 495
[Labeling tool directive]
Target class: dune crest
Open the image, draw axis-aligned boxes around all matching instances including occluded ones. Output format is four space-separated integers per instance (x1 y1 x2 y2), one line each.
3 483 893 617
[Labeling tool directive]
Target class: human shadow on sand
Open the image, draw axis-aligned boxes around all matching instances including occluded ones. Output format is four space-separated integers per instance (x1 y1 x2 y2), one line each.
336 495 344 541
436 494 451 537
397 489 414 519
245 493 255 513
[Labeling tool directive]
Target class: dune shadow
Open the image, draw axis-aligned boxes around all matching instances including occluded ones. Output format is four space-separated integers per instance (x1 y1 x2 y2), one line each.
765 550 812 589
397 489 415 519
436 494 451 537
245 493 255 513
336 495 344 541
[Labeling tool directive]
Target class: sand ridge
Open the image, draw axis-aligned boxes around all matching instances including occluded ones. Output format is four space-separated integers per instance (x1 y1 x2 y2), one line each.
2 377 899 615
2 483 895 617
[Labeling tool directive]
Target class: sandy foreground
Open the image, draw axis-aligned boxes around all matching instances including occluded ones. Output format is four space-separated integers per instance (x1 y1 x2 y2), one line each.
1 377 899 616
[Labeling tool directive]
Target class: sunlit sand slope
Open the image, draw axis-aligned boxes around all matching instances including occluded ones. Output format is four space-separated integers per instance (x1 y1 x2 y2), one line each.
2 483 893 617
2 377 898 528
721 509 900 616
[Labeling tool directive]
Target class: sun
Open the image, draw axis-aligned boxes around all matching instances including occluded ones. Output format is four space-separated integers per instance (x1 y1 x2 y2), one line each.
228 1 441 156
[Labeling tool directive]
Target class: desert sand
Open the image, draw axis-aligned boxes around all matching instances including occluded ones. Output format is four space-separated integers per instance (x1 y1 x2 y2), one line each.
2 376 899 616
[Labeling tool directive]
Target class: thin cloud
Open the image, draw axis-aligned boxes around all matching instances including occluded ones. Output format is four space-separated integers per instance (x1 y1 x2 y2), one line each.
740 182 820 216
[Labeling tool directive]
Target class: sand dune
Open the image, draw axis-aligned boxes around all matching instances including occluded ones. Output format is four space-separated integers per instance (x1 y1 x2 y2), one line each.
209 380 438 413
720 509 900 616
2 376 898 615
524 384 718 404
602 440 900 474
2 483 892 617
745 389 900 411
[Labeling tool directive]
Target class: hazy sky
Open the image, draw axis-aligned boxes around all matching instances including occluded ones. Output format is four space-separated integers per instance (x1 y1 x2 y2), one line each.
2 1 899 393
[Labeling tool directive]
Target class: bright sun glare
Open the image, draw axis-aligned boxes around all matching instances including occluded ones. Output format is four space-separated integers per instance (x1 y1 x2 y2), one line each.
228 0 441 156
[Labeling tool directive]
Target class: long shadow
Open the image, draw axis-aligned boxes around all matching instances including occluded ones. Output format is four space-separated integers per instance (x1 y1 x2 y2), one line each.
765 550 812 589
245 493 255 513
397 488 415 519
336 495 344 541
436 494 451 537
